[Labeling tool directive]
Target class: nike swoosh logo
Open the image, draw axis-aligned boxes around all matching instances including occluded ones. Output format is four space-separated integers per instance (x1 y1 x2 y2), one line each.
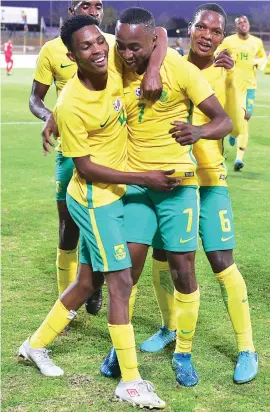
242 298 248 303
221 235 234 242
100 115 110 128
60 63 75 68
181 329 194 335
180 236 195 244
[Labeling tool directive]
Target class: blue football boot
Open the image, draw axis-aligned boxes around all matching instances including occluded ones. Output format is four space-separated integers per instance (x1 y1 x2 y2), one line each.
234 159 244 171
234 351 258 384
172 353 199 387
140 326 176 353
100 347 120 378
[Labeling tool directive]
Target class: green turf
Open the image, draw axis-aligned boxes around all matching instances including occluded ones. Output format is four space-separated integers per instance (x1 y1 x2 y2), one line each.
1 68 270 412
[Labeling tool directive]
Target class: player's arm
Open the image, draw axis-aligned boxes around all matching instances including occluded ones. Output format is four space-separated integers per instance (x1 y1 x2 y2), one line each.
140 27 168 101
29 44 59 154
170 95 232 145
254 40 267 70
56 108 179 192
73 156 179 191
170 62 232 145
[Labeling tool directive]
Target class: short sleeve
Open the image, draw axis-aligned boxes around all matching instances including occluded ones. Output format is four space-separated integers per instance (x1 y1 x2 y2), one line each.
54 105 91 158
33 44 54 86
177 61 214 106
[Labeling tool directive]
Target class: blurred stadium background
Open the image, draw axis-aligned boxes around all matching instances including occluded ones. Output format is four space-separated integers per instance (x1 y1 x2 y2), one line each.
1 0 270 61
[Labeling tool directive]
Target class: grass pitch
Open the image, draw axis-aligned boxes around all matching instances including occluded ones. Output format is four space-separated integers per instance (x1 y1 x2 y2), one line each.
1 69 270 412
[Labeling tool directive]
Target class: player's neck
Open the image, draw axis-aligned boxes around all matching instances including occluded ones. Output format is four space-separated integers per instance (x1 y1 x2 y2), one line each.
237 33 249 40
77 69 108 91
188 50 214 70
136 59 150 76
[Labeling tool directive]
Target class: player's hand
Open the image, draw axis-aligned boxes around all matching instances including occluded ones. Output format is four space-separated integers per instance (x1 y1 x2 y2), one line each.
144 169 181 191
214 49 234 70
41 113 59 156
170 122 202 145
140 68 162 101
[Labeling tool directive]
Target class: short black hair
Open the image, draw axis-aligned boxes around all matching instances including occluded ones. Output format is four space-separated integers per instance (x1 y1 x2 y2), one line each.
118 7 155 32
192 3 227 31
61 14 99 51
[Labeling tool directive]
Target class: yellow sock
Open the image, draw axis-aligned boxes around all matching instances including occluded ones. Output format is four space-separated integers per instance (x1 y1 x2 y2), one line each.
29 300 76 348
215 263 255 352
152 258 176 331
129 285 138 321
174 288 200 354
56 248 78 296
236 119 248 162
108 323 140 382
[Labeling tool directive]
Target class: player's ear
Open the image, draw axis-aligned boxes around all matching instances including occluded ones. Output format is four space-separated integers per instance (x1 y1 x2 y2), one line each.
188 22 192 36
67 51 76 62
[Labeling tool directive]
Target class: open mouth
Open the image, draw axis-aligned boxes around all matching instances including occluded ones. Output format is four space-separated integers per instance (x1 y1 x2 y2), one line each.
124 59 136 67
92 55 107 67
197 41 212 52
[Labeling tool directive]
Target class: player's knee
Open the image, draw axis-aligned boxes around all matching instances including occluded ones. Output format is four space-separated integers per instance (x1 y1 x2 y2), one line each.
206 250 234 273
152 248 167 261
168 252 196 294
108 269 133 301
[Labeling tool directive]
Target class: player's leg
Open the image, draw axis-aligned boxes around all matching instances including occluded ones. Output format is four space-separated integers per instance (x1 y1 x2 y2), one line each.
234 89 255 171
101 185 157 377
200 186 258 383
140 244 176 353
153 186 200 387
55 152 102 315
72 194 164 408
18 260 103 377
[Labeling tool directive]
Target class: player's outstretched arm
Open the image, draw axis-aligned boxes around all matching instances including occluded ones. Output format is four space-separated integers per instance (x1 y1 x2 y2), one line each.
170 95 232 146
140 27 168 101
29 81 59 155
73 156 180 192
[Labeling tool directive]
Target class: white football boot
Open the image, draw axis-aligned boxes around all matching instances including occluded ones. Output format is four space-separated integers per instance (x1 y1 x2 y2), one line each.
115 379 166 409
18 337 64 377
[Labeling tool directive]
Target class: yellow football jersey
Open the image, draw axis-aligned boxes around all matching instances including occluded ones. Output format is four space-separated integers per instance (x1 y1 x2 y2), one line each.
218 34 266 88
124 48 214 186
192 64 243 186
34 33 116 96
54 48 127 209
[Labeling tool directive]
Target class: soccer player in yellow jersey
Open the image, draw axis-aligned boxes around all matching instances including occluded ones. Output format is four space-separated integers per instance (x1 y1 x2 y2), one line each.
218 15 267 171
100 7 232 387
19 15 181 408
29 1 107 315
29 0 169 317
140 4 258 385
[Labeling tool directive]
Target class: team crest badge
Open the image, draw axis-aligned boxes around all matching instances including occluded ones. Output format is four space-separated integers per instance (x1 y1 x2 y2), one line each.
159 90 168 102
114 244 126 261
135 87 141 97
113 98 121 112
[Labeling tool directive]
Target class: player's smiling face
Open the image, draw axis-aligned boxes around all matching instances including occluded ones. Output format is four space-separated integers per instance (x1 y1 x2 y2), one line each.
189 10 225 57
115 22 157 74
236 16 250 35
68 25 109 74
70 1 104 26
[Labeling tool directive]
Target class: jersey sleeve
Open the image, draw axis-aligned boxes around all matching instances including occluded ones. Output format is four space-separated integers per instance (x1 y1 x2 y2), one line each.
54 105 91 158
33 44 54 86
178 61 214 106
224 69 244 137
255 39 267 69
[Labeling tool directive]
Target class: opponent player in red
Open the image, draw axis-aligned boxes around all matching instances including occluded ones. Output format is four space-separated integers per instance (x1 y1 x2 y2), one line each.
4 40 13 75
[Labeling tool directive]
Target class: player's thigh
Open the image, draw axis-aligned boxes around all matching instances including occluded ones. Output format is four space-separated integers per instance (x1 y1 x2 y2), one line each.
123 185 158 245
246 89 256 116
199 186 235 252
66 194 131 272
151 185 199 252
55 152 74 202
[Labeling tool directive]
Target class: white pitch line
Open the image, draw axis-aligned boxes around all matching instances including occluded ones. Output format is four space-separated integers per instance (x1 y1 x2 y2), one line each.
1 121 43 125
255 104 270 108
253 115 270 118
